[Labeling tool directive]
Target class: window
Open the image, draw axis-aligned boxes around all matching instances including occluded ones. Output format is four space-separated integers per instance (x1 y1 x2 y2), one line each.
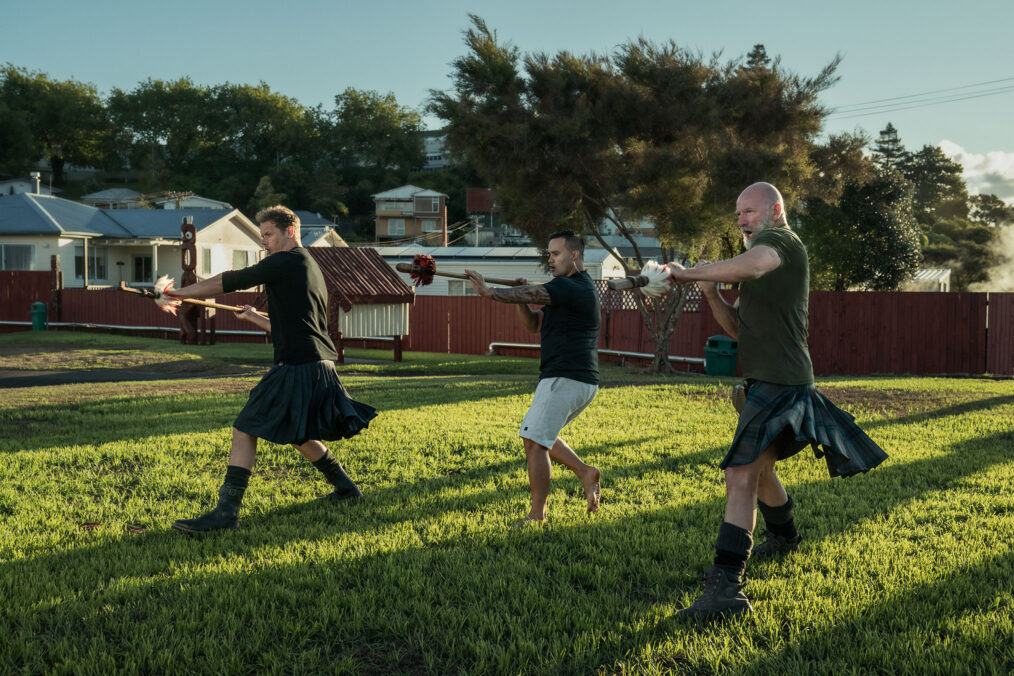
132 254 152 283
414 196 439 213
0 244 33 270
448 280 478 296
387 219 405 236
421 219 439 233
232 249 249 270
201 248 212 276
74 245 108 280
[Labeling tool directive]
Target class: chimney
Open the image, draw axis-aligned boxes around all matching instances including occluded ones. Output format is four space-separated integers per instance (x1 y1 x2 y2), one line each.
29 172 41 194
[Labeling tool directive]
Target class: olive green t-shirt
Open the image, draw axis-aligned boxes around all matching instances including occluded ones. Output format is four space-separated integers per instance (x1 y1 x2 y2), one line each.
736 226 814 385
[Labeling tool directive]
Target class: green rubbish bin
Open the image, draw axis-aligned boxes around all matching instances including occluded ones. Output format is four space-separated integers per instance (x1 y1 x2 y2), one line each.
704 334 737 376
30 301 48 331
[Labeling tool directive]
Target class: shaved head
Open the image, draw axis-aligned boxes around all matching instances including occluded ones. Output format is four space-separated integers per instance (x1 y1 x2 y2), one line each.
738 182 787 226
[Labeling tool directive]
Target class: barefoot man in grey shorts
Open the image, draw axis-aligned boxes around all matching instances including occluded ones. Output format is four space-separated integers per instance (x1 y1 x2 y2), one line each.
466 230 602 524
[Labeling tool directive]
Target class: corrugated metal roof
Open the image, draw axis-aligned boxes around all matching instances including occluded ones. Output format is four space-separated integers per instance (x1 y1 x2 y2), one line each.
0 193 129 236
307 247 415 311
81 188 142 200
294 210 333 226
104 209 247 238
912 268 951 282
371 184 448 199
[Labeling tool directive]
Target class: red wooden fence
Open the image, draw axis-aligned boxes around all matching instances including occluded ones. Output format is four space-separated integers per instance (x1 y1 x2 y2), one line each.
0 271 1010 376
987 293 1014 376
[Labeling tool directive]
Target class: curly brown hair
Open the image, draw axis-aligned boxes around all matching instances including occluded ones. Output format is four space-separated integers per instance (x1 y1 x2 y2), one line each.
255 205 300 231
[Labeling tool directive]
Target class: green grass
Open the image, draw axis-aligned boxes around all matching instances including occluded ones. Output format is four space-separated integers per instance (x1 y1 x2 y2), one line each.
1 332 1012 673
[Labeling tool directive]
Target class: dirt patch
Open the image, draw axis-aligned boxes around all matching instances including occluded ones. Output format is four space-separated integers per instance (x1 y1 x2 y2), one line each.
817 385 953 416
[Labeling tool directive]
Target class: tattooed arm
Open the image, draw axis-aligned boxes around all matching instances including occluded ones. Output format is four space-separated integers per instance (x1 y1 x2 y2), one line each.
465 270 550 333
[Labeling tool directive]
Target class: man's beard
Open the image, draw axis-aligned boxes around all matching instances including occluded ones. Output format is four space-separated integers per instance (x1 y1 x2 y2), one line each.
742 215 776 250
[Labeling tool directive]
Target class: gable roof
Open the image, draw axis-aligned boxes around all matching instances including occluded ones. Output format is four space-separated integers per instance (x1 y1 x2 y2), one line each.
81 188 142 200
307 247 414 310
372 184 448 200
0 193 129 237
103 208 254 239
0 194 258 240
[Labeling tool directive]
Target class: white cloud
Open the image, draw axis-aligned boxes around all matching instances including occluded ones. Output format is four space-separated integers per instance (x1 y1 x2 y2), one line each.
940 140 1014 204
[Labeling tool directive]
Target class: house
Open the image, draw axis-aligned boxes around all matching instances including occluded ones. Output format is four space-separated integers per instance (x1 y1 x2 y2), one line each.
374 245 626 296
0 193 261 287
293 211 349 248
81 188 144 209
372 185 449 246
156 194 232 209
900 268 952 292
0 177 59 197
420 130 451 172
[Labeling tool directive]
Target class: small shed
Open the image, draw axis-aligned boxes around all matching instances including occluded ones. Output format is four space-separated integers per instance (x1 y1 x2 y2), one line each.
306 247 415 361
901 268 952 292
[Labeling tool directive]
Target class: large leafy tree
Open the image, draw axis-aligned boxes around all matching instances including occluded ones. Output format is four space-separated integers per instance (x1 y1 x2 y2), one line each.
430 18 838 372
0 64 109 184
325 88 425 171
800 168 922 290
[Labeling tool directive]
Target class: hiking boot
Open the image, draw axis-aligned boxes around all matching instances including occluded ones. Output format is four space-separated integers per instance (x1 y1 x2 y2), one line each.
172 485 242 533
677 566 753 621
751 529 802 558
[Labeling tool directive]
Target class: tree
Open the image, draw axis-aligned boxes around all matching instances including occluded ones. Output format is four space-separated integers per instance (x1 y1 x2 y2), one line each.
799 169 922 290
872 123 909 173
968 193 1014 227
0 64 109 184
248 176 287 213
904 145 968 224
326 88 425 171
430 16 839 372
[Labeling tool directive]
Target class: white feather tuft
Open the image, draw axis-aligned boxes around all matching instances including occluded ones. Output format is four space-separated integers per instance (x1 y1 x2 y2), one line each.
639 260 673 298
153 275 182 315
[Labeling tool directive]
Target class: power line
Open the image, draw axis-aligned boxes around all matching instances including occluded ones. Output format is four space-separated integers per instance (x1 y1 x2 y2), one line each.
832 75 1014 111
827 84 1014 120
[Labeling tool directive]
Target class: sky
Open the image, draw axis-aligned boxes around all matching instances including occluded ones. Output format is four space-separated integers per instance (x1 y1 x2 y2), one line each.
4 0 1014 199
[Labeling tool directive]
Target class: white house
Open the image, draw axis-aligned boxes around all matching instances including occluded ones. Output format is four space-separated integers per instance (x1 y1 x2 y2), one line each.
0 177 59 197
81 188 144 209
156 194 232 209
374 245 626 296
0 193 262 288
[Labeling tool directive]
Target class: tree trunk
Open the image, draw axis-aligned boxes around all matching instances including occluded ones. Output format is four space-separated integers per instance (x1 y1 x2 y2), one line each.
49 155 65 186
634 283 692 374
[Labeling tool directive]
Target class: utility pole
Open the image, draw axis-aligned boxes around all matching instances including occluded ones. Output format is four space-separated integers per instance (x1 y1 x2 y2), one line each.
473 215 479 247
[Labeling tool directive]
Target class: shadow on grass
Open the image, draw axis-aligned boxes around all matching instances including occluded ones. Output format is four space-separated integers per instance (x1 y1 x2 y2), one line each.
3 427 1012 672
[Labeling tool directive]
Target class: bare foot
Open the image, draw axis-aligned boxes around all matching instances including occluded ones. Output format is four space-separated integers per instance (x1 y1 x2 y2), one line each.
582 466 601 513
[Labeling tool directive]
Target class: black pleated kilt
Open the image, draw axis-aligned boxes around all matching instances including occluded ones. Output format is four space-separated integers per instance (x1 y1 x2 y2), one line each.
233 361 377 445
721 380 888 478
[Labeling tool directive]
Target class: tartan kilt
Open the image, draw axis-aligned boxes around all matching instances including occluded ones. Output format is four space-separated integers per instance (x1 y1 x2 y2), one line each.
721 380 888 478
233 361 377 445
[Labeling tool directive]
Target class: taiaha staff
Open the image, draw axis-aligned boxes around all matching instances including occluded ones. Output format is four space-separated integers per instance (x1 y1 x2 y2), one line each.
606 260 674 298
117 277 268 317
396 253 524 287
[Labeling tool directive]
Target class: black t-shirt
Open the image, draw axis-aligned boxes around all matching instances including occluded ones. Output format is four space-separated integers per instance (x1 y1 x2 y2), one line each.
539 270 600 385
221 247 339 365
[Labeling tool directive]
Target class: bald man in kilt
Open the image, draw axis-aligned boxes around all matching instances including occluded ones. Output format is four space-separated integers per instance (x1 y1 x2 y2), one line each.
668 182 888 619
170 205 377 533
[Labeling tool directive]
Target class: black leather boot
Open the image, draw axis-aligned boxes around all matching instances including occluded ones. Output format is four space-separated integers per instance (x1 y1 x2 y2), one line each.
677 566 753 620
172 466 250 533
312 451 363 501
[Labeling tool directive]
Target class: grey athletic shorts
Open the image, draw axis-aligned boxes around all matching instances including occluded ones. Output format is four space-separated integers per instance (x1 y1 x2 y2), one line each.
519 376 598 449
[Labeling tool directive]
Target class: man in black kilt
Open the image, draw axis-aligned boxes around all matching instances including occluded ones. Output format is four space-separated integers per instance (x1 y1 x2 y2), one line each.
170 205 377 533
667 182 888 619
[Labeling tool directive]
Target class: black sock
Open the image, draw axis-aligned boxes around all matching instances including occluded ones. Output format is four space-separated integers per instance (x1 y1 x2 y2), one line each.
713 522 753 579
759 496 799 539
223 465 251 490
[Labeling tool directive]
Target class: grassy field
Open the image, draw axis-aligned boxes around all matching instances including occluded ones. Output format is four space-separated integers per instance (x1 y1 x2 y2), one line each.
1 332 1012 674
